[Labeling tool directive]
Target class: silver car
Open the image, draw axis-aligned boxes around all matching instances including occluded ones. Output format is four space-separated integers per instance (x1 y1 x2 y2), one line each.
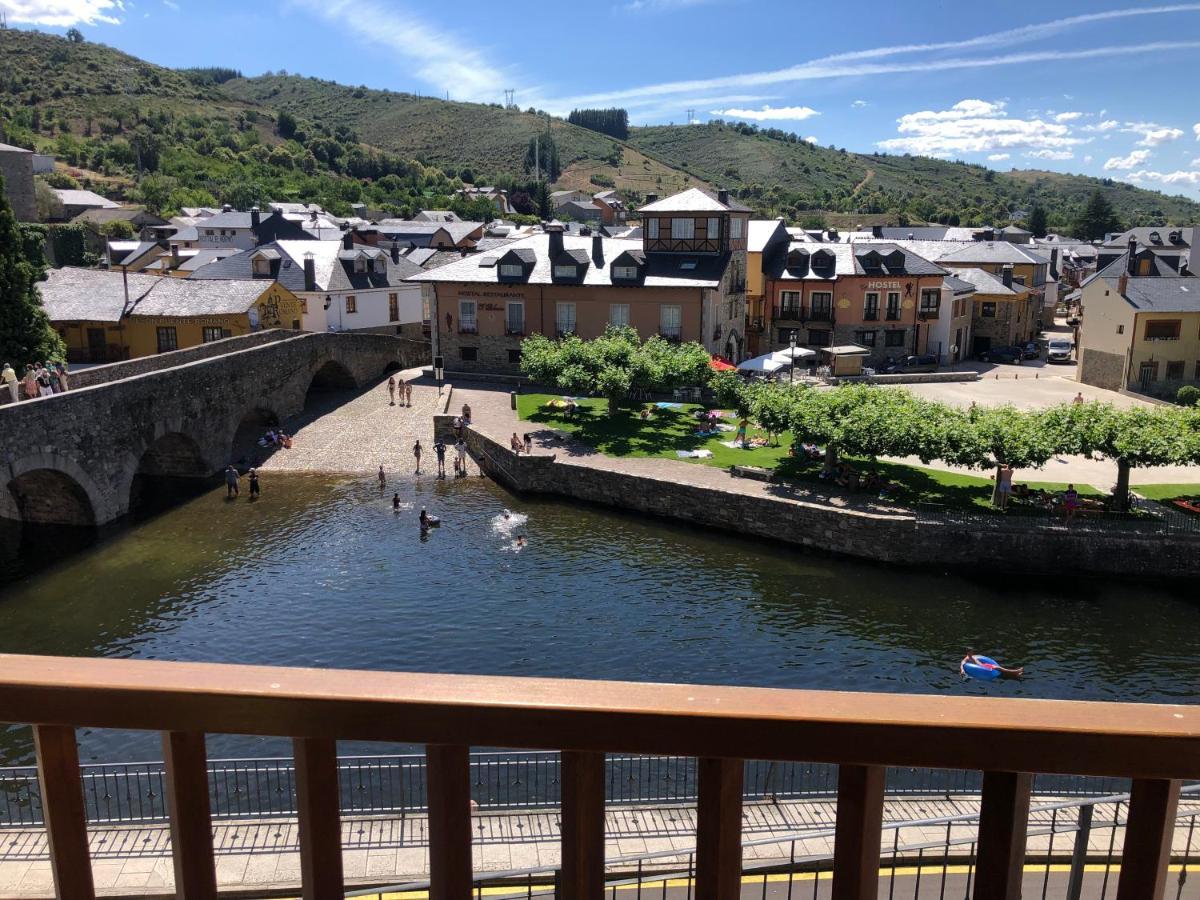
1047 339 1073 363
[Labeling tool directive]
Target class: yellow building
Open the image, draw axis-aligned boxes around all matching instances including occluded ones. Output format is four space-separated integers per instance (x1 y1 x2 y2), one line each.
745 219 789 356
1077 249 1200 395
39 268 302 362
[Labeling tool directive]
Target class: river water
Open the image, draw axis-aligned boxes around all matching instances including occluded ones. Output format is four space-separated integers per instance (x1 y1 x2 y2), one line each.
0 474 1197 765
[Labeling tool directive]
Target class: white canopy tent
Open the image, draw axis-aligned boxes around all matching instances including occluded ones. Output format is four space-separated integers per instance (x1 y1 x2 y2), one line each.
770 347 818 363
736 354 786 374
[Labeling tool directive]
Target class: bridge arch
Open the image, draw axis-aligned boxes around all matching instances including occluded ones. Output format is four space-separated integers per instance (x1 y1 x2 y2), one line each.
1 453 112 526
128 429 212 514
228 404 283 465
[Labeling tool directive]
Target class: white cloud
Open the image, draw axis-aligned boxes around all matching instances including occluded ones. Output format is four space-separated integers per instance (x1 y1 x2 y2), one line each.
1193 122 1200 139
1054 111 1082 122
622 0 717 10
988 153 1010 161
709 104 819 121
1084 155 1093 163
0 0 123 25
1026 149 1075 160
803 136 818 144
1125 169 1200 186
1104 149 1152 170
1123 122 1185 146
851 99 868 108
292 0 506 102
161 0 177 8
876 99 1087 157
1082 120 1120 132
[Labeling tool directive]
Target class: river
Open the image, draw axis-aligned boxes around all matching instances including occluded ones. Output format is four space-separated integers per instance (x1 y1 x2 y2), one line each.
0 473 1197 765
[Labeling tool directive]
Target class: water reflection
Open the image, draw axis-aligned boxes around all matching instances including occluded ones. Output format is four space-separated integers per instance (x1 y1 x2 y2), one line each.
0 473 1197 764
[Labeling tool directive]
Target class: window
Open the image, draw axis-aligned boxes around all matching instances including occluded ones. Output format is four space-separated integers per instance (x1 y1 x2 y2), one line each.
807 329 831 347
777 328 800 344
499 263 524 277
556 302 576 336
508 349 522 365
660 304 682 338
1166 361 1185 380
506 301 524 335
345 295 357 314
886 292 901 321
779 290 802 317
864 293 879 321
460 346 478 362
252 257 271 276
202 327 226 343
885 330 906 348
459 300 477 333
810 292 833 321
1145 320 1180 341
553 264 578 279
388 293 399 322
156 327 178 353
730 217 744 240
205 229 214 236
706 217 720 237
612 265 639 280
647 218 659 239
1117 324 1124 334
354 257 366 273
920 289 940 315
980 302 997 318
609 303 630 327
421 294 432 324
670 218 694 239
855 330 877 347
1138 258 1152 276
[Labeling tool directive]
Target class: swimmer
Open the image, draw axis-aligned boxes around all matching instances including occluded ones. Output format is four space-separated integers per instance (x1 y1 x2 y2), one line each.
392 492 400 511
515 535 527 548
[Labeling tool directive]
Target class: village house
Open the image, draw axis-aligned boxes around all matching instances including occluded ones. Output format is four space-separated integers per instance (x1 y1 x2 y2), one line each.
0 142 36 221
1077 240 1200 395
191 236 425 339
186 207 316 250
746 219 790 357
69 207 169 256
412 210 462 223
358 220 483 251
411 187 751 372
456 185 510 214
591 190 626 226
944 266 1036 356
762 241 948 367
37 268 302 362
50 188 119 221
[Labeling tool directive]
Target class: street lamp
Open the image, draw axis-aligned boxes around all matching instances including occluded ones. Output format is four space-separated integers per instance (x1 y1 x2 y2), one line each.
789 334 796 384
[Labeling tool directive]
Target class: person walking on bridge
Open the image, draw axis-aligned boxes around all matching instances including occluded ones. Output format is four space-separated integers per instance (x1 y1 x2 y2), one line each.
1 363 17 404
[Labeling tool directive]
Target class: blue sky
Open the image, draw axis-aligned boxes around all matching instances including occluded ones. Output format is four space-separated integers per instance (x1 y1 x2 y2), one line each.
6 0 1200 196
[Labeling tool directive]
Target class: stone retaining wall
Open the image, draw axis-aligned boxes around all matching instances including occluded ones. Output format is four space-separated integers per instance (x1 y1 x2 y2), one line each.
461 428 1200 578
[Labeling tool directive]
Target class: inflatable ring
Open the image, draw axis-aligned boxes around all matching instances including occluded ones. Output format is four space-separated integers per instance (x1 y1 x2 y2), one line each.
962 656 1002 681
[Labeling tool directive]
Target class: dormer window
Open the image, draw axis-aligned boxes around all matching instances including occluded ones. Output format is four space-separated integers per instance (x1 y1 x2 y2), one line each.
613 265 639 280
253 258 271 276
354 256 366 273
554 264 578 279
885 249 905 270
500 263 524 277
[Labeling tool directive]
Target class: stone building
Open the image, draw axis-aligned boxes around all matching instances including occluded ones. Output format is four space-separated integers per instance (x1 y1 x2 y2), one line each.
0 142 36 222
945 266 1038 356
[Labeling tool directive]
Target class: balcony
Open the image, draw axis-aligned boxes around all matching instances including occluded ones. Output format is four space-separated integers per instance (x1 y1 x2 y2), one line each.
774 305 804 321
809 308 833 323
918 307 941 320
0 654 1196 898
505 327 525 337
458 323 478 335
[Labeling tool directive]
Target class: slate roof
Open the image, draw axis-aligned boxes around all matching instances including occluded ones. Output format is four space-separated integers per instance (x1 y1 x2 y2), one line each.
126 279 270 316
747 219 788 253
860 226 985 242
54 189 119 209
176 249 241 272
946 267 1018 296
409 233 729 288
37 268 159 323
71 207 167 227
638 187 753 214
943 274 977 294
190 240 421 291
764 241 946 280
368 220 481 245
1100 269 1200 312
935 241 1049 265
1102 226 1194 249
0 142 33 154
412 210 461 223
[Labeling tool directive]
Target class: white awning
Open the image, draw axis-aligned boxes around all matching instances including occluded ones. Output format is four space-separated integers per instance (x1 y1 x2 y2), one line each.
770 347 817 362
736 354 786 373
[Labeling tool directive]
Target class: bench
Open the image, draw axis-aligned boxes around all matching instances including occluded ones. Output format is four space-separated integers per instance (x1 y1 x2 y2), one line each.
730 465 774 482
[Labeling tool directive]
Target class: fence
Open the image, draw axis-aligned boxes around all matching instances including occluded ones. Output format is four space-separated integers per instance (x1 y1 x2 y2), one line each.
914 497 1200 537
0 751 1140 829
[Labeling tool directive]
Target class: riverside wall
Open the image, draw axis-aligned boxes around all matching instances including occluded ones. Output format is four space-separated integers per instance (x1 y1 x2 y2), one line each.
444 420 1200 579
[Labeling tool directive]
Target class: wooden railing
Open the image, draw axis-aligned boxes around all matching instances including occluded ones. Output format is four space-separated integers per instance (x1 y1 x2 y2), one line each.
0 654 1198 899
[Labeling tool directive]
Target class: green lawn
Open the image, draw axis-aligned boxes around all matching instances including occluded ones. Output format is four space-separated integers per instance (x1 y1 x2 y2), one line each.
1133 484 1200 502
517 394 1104 514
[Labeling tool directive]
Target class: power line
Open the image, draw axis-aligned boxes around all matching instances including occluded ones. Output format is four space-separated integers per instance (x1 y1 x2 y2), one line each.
504 89 515 107
686 109 695 125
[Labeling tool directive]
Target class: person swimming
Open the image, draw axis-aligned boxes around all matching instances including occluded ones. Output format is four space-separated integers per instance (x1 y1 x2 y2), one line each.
420 507 430 529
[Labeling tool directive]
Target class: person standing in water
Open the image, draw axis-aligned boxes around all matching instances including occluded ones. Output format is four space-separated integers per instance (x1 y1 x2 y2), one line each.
248 468 260 500
224 465 240 498
378 465 386 490
387 375 396 406
434 439 446 478
392 492 400 511
454 438 468 476
412 440 422 474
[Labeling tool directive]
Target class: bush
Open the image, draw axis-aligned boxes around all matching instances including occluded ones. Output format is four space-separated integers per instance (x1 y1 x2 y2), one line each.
1176 385 1200 407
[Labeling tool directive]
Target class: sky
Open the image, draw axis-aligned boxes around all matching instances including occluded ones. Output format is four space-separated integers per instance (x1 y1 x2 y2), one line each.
4 0 1200 196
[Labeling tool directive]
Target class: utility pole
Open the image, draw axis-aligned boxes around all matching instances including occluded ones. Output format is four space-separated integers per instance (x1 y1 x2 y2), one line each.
687 109 695 125
504 89 515 107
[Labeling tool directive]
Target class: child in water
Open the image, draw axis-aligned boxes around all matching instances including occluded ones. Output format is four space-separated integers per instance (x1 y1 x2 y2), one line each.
392 493 400 511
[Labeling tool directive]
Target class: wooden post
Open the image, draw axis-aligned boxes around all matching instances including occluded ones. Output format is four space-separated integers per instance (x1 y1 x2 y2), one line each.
974 771 1032 900
1117 779 1181 900
293 737 343 900
695 757 743 900
427 744 473 900
162 732 217 899
832 764 886 899
561 751 606 900
33 724 94 900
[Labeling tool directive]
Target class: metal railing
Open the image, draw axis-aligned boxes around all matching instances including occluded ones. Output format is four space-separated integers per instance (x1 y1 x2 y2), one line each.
0 752 1142 829
914 497 1200 537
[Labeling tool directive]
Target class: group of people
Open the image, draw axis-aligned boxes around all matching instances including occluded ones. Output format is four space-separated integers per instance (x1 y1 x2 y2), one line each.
387 375 414 407
258 429 293 449
224 464 261 499
407 437 470 478
996 467 1087 522
2 361 69 403
510 433 533 455
818 461 896 497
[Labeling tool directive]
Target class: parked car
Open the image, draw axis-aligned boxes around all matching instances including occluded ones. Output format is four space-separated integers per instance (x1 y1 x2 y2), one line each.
1047 338 1074 363
881 354 939 374
977 346 1022 364
1017 342 1040 360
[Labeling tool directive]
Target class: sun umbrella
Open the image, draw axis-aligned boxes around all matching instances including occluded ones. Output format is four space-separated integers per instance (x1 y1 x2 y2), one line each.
736 354 786 374
708 357 737 372
771 346 817 361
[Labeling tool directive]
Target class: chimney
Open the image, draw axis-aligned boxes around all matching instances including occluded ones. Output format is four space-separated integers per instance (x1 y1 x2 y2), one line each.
1118 272 1129 295
871 225 883 238
1127 238 1138 275
592 233 604 267
645 193 658 204
304 253 316 291
1050 247 1059 273
390 245 400 264
250 206 260 229
546 222 564 259
169 243 179 265
222 203 233 213
1002 264 1013 289
717 188 730 206
342 232 354 250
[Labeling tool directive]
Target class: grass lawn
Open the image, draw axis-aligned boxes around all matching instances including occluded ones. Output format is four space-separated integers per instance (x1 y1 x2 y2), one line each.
1132 484 1200 502
517 393 1103 513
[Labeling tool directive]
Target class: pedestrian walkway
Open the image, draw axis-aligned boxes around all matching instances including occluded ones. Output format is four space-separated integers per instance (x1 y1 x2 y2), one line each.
3 795 1191 896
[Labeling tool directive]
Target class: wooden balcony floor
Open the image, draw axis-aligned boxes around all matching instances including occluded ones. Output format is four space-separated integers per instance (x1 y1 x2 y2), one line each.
1 795 1194 897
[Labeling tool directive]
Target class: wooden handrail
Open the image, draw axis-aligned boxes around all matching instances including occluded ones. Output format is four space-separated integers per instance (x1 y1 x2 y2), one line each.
0 655 1197 779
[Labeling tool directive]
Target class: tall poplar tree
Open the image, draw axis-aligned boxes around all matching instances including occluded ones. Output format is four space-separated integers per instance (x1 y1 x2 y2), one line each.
0 175 64 367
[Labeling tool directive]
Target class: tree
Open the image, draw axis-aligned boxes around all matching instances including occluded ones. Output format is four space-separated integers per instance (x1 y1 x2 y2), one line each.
100 219 135 239
1028 204 1048 238
520 327 709 414
65 28 84 43
276 110 298 140
0 176 64 367
134 175 173 216
967 405 1058 504
567 108 630 140
524 133 560 181
836 391 949 467
1072 190 1121 241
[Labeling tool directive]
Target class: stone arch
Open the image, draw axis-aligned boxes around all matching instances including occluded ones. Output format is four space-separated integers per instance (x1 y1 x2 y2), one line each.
1 453 111 527
382 360 403 375
228 404 283 465
128 430 212 514
724 329 744 363
304 358 358 411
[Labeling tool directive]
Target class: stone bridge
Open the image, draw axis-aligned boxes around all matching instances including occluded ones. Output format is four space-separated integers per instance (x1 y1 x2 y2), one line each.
0 331 424 527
